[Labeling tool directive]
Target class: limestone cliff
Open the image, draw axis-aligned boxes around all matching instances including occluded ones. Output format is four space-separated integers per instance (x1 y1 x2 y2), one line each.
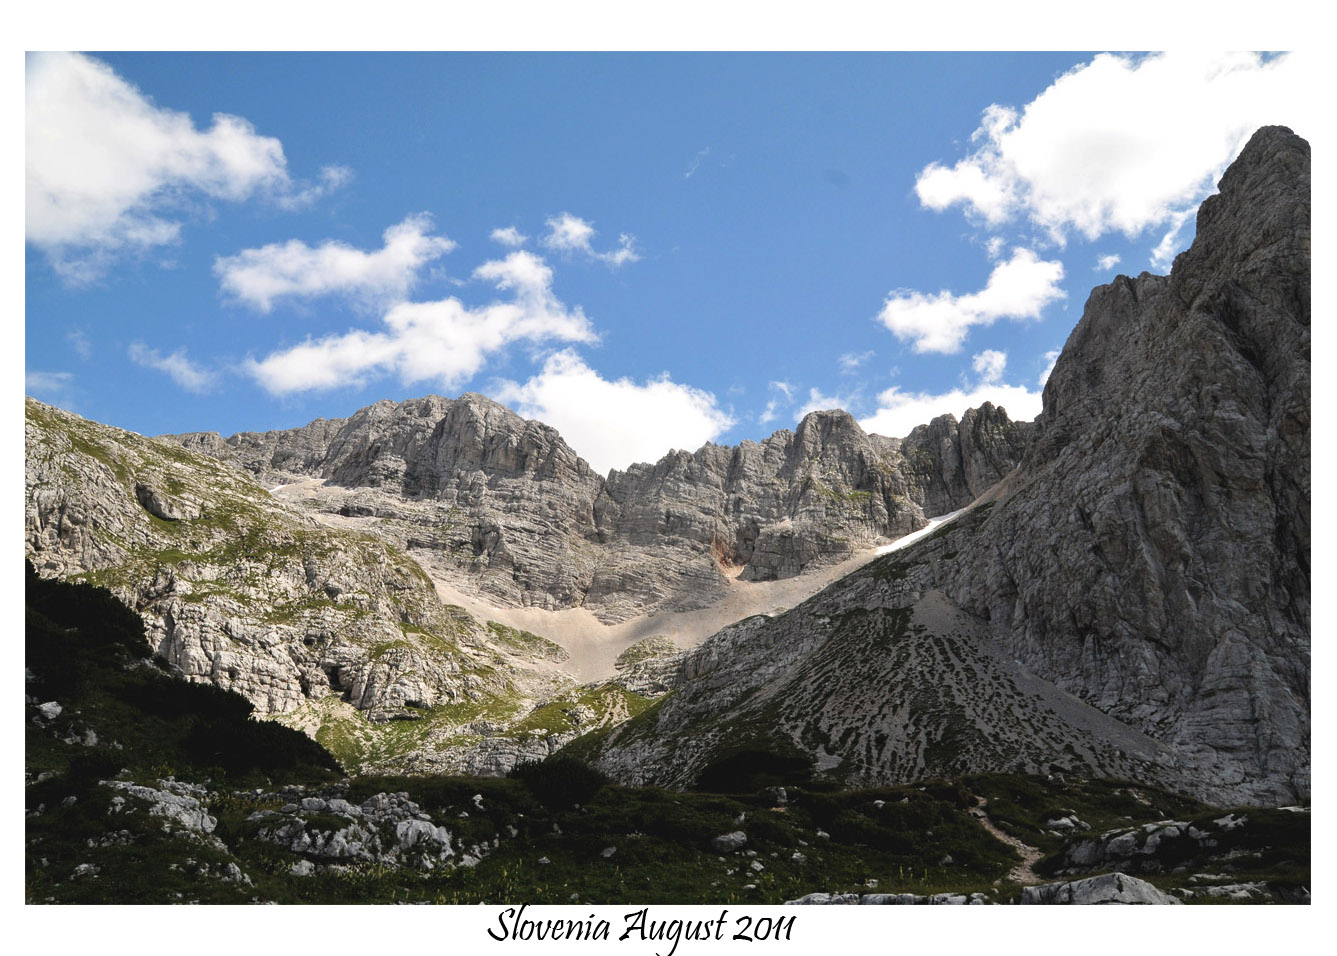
166 396 1030 622
936 126 1310 803
583 127 1310 805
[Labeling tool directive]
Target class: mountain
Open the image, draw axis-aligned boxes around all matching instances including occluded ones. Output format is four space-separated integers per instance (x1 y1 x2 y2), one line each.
163 396 1030 622
25 127 1309 809
25 398 590 775
25 392 1027 777
581 127 1310 806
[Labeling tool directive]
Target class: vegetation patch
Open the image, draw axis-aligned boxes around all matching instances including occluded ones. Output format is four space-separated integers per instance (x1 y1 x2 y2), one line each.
615 635 678 669
486 621 569 662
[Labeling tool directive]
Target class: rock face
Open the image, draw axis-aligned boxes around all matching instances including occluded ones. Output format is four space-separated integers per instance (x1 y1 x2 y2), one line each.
165 396 1030 623
899 403 1032 517
584 127 1309 806
580 539 1187 793
934 126 1310 804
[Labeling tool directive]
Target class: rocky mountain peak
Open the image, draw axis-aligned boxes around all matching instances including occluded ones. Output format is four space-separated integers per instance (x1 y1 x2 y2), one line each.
791 407 864 447
156 387 1031 620
950 124 1310 803
585 126 1310 805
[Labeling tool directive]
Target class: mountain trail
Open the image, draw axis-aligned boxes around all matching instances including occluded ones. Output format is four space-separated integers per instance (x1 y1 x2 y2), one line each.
970 796 1044 885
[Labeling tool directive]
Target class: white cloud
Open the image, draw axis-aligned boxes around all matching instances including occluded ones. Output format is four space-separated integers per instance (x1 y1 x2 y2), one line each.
128 344 218 393
877 248 1065 353
914 52 1313 255
274 164 353 211
859 382 1043 440
972 349 1007 384
758 380 796 425
26 52 339 282
25 370 75 402
245 251 596 395
215 214 456 312
984 236 1006 259
490 226 528 247
1037 348 1062 388
1095 253 1122 271
493 350 735 475
795 387 857 421
1149 209 1196 272
542 213 639 267
684 146 711 179
838 350 875 373
66 329 93 360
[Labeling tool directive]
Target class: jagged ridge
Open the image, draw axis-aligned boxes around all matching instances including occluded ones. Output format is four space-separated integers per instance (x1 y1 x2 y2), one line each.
166 396 1030 622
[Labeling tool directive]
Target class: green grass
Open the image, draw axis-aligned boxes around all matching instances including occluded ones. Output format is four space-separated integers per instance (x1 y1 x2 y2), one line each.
615 636 678 668
486 621 569 662
510 685 653 737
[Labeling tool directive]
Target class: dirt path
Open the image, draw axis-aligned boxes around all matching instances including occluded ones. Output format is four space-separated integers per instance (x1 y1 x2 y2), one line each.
970 796 1045 885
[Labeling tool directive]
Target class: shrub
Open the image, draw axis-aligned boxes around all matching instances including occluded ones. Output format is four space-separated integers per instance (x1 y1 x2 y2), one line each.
693 748 815 794
509 757 607 808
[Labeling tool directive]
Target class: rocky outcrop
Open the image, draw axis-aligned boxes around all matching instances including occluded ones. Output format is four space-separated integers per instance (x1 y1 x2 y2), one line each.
1049 807 1309 878
1020 873 1179 905
164 396 1029 623
788 891 989 905
899 403 1032 517
583 127 1310 806
251 789 469 869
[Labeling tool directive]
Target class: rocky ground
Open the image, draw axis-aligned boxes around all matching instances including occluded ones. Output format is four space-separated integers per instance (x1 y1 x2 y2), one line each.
26 568 1307 905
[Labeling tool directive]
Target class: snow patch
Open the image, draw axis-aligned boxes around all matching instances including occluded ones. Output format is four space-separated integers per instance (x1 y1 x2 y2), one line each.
876 509 965 555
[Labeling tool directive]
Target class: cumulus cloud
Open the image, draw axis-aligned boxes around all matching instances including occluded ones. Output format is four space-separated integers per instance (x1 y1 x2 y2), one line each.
26 52 341 282
542 213 639 267
215 214 456 312
1149 209 1197 272
1095 253 1122 271
914 52 1313 255
490 226 528 247
128 344 218 393
275 164 353 211
972 349 1007 384
493 350 735 475
859 383 1043 440
245 251 595 395
877 248 1065 353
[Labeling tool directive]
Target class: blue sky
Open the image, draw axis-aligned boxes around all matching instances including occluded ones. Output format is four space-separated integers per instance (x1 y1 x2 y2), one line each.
25 50 1316 474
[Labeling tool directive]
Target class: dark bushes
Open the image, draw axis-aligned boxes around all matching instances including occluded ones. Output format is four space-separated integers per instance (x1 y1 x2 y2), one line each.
693 747 815 794
509 757 607 808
